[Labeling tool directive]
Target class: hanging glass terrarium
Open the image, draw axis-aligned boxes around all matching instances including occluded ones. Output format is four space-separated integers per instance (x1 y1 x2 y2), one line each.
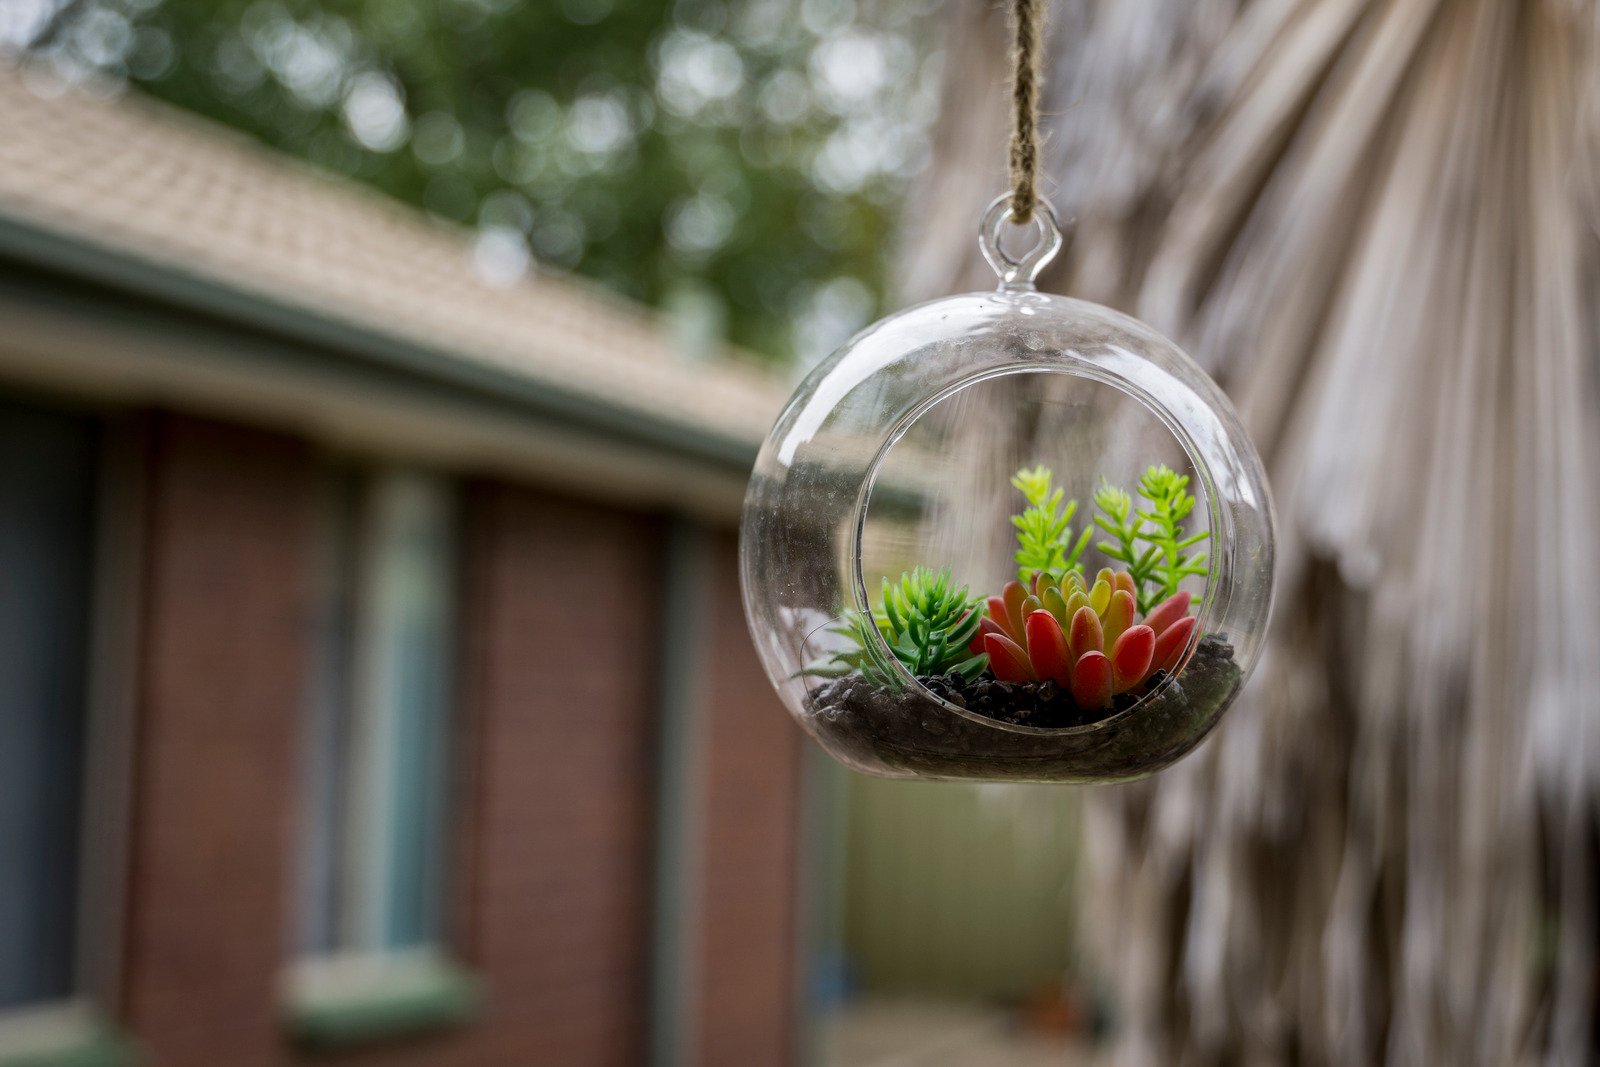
738 196 1275 783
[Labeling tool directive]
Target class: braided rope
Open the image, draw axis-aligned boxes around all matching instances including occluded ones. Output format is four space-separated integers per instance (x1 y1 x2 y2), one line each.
1007 0 1044 223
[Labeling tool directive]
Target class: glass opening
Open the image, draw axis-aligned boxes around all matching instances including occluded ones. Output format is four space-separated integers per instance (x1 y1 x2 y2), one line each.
850 367 1217 734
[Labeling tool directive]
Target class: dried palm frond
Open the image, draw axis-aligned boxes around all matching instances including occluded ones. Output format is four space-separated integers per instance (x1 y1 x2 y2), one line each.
906 1 1600 1064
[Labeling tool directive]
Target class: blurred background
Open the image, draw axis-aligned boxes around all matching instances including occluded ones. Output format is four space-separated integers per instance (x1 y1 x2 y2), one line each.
1 0 1596 1065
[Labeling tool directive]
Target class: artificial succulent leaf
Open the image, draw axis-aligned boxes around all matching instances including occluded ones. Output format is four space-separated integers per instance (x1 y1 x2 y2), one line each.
1111 624 1155 693
973 615 1007 653
1070 650 1113 709
949 608 983 650
984 632 1035 683
986 596 1019 643
1103 589 1136 649
950 652 991 681
1152 615 1197 674
1002 580 1029 637
1042 586 1070 624
1010 464 1054 505
1089 577 1112 616
1024 609 1073 685
1143 590 1192 636
1068 605 1103 661
1066 527 1095 572
880 577 902 635
800 656 855 679
827 568 988 682
1009 467 1089 583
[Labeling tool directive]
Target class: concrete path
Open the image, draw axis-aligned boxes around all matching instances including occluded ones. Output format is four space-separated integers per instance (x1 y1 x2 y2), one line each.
818 1000 1100 1067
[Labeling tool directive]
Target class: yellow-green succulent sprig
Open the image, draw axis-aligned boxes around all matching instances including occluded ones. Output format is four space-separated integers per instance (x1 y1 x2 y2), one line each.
1009 465 1094 583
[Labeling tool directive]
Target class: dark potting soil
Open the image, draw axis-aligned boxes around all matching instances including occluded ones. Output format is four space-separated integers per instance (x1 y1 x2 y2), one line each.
915 669 1169 729
802 634 1244 782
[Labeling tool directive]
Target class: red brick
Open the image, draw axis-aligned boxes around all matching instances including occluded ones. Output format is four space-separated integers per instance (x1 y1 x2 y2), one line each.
121 415 317 1067
450 485 663 1067
114 420 798 1067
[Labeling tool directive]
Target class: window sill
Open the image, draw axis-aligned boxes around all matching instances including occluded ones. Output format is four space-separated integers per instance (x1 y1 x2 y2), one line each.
286 954 480 1050
0 1006 135 1067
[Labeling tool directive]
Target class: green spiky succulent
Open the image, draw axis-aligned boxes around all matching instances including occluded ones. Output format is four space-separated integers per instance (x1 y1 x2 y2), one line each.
803 566 988 685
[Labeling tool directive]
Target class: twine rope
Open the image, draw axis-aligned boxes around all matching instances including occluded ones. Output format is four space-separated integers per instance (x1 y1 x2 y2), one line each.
1008 0 1043 223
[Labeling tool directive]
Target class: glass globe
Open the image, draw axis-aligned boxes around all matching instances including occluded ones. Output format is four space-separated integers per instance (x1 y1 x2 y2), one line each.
740 197 1275 783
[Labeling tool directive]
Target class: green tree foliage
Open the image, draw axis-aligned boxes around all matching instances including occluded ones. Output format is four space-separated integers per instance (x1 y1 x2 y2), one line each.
9 0 940 364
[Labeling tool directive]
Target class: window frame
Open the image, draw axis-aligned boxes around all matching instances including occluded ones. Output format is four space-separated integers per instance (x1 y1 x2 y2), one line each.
286 462 473 1046
0 409 144 1067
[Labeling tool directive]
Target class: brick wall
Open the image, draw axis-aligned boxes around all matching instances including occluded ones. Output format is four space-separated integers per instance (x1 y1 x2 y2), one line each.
692 534 806 1067
449 485 664 1066
112 415 802 1067
121 415 318 1067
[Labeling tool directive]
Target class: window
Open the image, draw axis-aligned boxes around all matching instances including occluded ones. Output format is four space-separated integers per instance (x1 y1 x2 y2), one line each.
0 399 132 1065
294 468 459 978
0 402 98 1014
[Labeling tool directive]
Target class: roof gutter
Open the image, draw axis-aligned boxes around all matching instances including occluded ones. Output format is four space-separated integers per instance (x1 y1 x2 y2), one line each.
0 215 762 520
0 214 760 473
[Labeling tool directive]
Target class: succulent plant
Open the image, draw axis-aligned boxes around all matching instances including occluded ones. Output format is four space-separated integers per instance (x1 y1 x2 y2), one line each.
1009 465 1094 583
1094 464 1210 613
805 463 1209 717
805 566 989 685
972 568 1197 709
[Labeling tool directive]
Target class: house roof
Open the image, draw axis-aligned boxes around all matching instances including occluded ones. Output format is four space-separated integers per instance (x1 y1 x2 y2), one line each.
0 62 793 517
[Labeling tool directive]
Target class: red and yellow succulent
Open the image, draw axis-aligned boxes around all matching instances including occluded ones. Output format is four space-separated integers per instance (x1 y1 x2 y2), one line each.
970 568 1196 710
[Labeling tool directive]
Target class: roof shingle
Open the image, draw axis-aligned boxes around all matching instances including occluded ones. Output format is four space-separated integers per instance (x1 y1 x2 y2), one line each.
0 63 790 450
